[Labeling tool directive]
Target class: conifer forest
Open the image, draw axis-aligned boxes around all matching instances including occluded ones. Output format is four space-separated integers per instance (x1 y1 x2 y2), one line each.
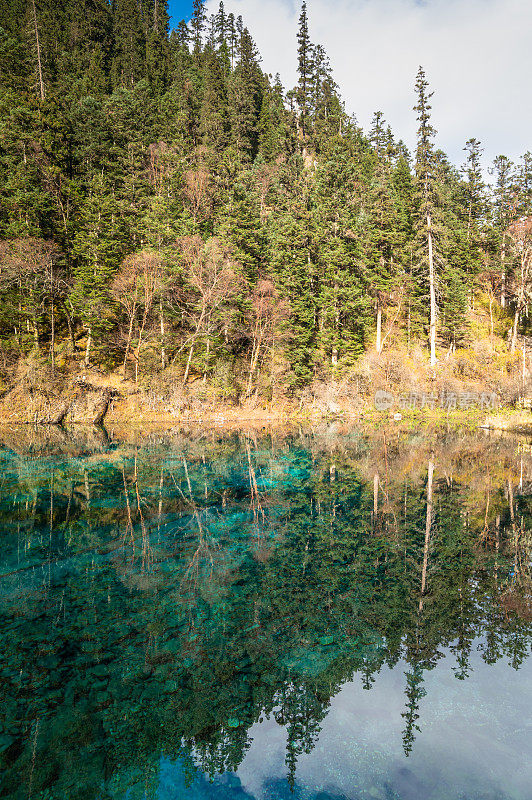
0 0 531 412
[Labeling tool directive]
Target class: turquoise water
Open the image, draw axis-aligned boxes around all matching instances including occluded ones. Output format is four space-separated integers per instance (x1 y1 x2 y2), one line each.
0 425 531 800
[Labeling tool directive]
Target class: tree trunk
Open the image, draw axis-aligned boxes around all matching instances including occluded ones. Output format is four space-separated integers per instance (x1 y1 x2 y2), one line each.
84 326 92 367
522 339 527 395
133 313 148 385
61 300 75 355
419 458 434 612
160 298 166 370
333 282 339 365
511 308 519 354
30 0 45 101
182 306 206 388
183 345 194 387
122 315 135 378
427 214 437 368
50 297 55 375
501 237 506 308
33 314 39 352
247 338 259 396
376 301 382 354
203 337 210 384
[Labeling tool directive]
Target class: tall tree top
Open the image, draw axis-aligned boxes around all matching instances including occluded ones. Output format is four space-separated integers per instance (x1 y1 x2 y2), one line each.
414 67 437 195
191 0 206 51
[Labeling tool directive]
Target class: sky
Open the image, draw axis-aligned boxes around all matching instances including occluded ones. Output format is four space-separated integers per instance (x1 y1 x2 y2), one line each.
168 0 193 21
169 0 532 171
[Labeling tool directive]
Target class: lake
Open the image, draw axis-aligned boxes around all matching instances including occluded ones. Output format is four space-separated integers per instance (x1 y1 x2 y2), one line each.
0 423 530 800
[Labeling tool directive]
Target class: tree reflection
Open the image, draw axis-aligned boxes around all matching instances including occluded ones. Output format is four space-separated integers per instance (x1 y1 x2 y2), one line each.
0 425 530 798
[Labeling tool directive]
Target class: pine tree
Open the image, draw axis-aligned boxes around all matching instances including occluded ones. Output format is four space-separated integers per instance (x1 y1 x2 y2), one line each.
516 151 532 217
367 152 404 353
229 28 263 161
219 180 265 283
296 1 314 146
0 0 527 401
370 111 386 159
71 175 130 366
270 189 316 386
227 12 237 68
258 75 289 161
199 43 229 152
312 44 341 145
191 0 206 54
491 154 514 308
459 138 485 294
462 138 485 241
111 0 146 89
413 66 439 366
214 1 231 75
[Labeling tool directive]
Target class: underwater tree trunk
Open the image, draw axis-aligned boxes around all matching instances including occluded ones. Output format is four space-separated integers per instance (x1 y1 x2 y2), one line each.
419 458 434 611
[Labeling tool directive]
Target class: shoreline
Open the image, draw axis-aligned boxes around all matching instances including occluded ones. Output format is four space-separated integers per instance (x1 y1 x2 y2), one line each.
0 405 530 435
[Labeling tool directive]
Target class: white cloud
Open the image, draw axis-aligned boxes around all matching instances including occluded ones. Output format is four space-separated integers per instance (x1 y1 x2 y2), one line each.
207 0 532 169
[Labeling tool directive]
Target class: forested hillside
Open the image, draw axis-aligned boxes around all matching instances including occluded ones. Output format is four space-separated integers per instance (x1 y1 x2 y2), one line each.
1 0 531 416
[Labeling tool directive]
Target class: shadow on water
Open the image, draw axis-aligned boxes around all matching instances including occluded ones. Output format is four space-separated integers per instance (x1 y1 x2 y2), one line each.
0 424 530 799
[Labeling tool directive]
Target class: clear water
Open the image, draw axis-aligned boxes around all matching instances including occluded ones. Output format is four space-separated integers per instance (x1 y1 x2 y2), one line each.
0 424 531 800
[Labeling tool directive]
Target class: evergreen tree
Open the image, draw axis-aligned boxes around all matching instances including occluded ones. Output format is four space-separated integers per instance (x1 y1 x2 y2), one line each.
199 43 229 152
219 180 265 283
462 138 486 240
229 28 263 161
111 0 146 88
0 0 527 401
491 154 514 308
413 67 439 366
516 151 532 216
191 0 206 54
370 111 386 158
258 75 290 160
270 189 316 386
296 1 314 144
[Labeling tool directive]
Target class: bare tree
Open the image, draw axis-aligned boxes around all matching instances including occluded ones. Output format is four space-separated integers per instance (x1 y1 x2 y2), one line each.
245 280 288 397
0 238 61 361
112 251 163 382
506 216 532 354
183 167 211 228
170 236 241 386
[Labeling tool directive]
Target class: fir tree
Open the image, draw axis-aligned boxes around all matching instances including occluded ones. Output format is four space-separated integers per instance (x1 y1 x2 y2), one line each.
229 28 263 161
191 0 206 54
296 1 314 145
491 154 514 308
111 0 146 89
413 66 439 366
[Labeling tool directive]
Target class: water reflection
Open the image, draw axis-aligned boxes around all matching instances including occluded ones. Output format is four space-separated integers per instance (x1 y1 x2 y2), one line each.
0 424 531 799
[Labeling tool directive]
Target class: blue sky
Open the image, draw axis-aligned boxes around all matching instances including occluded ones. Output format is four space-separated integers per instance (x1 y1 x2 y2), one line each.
168 0 193 24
